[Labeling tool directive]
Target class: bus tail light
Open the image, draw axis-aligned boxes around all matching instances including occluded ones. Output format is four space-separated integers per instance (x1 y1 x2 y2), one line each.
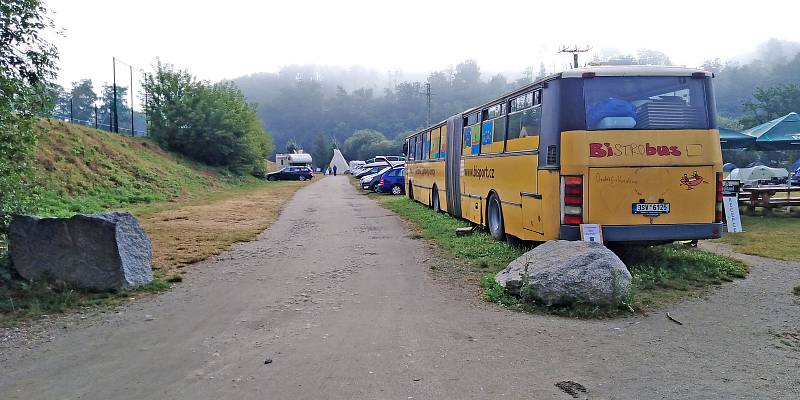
715 172 724 222
561 175 583 225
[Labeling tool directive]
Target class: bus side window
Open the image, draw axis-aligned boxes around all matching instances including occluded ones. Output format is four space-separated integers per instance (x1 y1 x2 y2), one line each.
430 127 440 159
415 135 423 160
422 131 430 160
440 125 447 158
506 90 542 151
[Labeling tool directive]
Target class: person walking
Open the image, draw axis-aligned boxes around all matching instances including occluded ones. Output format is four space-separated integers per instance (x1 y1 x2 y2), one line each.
332 165 338 176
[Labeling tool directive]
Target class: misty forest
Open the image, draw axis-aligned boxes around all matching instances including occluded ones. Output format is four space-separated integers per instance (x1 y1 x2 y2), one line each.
51 39 800 168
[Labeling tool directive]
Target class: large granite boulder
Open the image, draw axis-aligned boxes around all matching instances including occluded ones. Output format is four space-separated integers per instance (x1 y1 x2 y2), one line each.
495 240 631 306
9 212 153 291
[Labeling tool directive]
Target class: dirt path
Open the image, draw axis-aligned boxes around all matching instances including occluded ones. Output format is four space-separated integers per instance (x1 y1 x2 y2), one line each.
1 176 798 399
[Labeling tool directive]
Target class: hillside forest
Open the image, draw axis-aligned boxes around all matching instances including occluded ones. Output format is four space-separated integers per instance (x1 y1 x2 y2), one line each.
230 39 800 168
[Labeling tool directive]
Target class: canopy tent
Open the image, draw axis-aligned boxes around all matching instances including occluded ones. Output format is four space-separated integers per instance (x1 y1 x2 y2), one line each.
742 112 800 150
722 163 737 172
729 166 789 185
719 128 756 149
328 148 349 173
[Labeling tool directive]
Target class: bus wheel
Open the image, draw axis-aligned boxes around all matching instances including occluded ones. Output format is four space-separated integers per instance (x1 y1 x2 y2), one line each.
432 187 441 213
408 183 414 199
487 194 505 241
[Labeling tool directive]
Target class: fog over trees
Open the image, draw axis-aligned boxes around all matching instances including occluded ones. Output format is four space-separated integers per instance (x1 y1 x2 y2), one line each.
231 39 799 165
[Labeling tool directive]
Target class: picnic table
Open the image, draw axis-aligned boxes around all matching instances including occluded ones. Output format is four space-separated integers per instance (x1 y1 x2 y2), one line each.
739 185 800 212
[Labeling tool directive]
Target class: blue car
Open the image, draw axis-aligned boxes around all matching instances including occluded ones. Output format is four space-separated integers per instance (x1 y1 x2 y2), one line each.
376 167 405 195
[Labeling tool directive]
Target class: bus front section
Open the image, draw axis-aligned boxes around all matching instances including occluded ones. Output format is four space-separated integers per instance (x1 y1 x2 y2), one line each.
558 67 723 243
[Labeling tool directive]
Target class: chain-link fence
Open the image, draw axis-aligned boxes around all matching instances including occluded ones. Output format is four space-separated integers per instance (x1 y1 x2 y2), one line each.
50 57 148 137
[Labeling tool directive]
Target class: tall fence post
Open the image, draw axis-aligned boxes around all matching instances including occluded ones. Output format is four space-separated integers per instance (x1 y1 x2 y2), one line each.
94 105 98 129
130 65 135 136
112 57 119 133
69 98 73 123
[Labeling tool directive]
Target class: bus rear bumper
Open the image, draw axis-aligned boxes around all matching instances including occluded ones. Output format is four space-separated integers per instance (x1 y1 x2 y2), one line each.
559 223 723 242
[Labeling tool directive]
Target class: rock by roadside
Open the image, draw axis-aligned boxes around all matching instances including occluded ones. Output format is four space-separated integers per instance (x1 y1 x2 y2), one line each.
495 240 631 306
9 212 153 291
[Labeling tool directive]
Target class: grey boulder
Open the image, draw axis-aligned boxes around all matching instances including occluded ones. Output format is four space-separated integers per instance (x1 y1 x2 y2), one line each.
495 240 631 306
9 212 153 291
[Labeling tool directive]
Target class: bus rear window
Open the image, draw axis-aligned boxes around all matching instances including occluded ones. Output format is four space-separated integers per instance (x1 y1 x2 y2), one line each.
584 76 710 130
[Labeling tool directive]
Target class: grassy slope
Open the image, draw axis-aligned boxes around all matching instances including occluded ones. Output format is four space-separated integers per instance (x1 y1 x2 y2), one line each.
0 120 303 325
378 195 748 317
33 119 255 216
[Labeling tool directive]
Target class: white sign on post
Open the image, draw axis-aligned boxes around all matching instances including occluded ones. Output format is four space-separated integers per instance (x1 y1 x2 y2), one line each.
722 180 743 233
580 224 603 243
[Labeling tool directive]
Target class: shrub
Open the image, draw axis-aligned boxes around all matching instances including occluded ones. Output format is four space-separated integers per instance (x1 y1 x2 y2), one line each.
144 61 274 176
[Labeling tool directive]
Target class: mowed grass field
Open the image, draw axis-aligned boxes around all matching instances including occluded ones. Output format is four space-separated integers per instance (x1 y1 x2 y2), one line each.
717 213 800 261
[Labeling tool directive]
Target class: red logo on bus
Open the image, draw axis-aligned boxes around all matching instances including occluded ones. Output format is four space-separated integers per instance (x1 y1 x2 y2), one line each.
589 142 682 158
680 171 707 190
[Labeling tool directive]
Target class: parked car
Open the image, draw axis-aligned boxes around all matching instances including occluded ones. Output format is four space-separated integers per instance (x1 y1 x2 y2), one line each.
354 165 387 179
376 166 405 195
360 166 392 190
266 166 313 181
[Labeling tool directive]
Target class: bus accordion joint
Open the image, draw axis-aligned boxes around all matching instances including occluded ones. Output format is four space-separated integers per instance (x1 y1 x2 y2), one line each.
715 172 724 222
562 175 584 225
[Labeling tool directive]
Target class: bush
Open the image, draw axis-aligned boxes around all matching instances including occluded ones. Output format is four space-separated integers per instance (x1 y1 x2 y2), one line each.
144 61 274 176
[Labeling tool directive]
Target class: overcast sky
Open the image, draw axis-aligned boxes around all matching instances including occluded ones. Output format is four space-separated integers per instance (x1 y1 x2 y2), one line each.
49 0 800 89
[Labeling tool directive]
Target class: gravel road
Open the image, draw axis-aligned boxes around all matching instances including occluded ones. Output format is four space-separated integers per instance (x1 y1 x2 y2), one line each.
1 176 799 399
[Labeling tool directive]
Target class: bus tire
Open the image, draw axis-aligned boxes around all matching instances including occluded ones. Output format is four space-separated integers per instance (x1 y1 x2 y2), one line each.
408 182 414 200
487 194 506 241
432 186 441 213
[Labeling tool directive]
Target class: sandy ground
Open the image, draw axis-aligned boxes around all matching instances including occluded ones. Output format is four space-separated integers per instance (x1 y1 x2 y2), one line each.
1 176 799 399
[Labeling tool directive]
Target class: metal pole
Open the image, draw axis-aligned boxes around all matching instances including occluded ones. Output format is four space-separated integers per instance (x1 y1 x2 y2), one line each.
69 98 73 123
112 57 119 133
425 82 431 127
94 105 98 129
143 72 148 136
574 53 579 68
130 65 135 136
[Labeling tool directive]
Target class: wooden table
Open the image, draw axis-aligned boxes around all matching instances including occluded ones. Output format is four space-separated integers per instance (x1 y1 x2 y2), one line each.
739 185 800 212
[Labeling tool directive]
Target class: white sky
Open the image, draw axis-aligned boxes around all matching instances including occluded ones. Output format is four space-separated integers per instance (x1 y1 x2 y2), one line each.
49 0 800 90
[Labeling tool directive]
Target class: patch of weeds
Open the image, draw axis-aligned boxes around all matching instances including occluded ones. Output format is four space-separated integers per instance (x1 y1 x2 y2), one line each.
166 275 183 283
381 197 749 317
0 251 172 327
793 285 800 296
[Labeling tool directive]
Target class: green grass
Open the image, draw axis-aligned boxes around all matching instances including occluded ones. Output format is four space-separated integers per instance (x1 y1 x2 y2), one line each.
717 214 800 261
379 195 749 317
34 119 260 217
0 251 171 326
0 120 271 326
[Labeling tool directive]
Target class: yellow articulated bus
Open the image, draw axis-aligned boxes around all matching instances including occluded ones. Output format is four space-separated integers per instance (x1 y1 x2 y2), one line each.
405 65 724 243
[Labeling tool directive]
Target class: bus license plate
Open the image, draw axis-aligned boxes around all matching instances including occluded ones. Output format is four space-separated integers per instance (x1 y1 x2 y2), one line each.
632 203 670 215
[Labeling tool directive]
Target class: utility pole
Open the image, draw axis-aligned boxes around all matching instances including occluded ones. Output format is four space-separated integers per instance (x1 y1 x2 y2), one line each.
112 57 119 133
420 82 434 127
142 71 148 137
69 98 73 123
558 45 591 68
130 65 135 136
94 105 98 129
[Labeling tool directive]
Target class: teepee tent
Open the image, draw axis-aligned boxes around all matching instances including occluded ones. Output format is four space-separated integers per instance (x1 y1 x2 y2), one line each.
328 149 349 173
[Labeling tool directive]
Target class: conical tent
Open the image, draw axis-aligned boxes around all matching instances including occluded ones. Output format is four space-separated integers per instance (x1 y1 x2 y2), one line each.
719 128 756 149
743 112 800 150
328 149 349 173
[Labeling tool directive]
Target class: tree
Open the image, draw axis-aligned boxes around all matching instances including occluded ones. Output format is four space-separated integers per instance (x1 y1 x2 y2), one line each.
1 0 58 234
741 84 800 127
285 139 301 153
68 79 97 125
97 84 131 132
312 133 333 169
144 60 274 176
